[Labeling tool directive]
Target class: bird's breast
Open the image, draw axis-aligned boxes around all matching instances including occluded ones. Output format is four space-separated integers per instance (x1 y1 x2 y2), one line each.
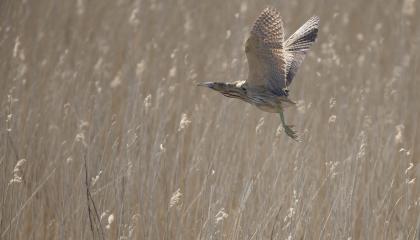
248 94 296 113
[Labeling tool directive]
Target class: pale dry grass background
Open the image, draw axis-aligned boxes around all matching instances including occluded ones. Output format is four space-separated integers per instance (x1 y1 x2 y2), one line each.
1 0 420 239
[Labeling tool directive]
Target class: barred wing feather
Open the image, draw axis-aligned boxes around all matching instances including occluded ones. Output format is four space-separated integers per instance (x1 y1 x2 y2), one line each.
284 16 319 86
245 7 288 96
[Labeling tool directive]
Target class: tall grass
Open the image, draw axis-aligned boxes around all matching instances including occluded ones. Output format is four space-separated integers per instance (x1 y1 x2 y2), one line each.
1 0 419 239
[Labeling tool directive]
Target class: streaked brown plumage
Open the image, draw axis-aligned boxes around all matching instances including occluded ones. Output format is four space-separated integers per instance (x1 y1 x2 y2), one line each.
198 7 319 141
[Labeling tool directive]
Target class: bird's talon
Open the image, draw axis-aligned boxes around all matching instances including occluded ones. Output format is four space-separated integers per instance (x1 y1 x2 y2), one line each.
283 125 300 141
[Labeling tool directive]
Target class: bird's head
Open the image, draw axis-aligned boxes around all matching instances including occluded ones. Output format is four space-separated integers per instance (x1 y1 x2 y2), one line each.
197 81 247 99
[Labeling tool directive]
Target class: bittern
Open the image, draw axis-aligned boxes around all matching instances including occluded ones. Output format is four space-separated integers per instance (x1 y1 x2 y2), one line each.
198 7 319 141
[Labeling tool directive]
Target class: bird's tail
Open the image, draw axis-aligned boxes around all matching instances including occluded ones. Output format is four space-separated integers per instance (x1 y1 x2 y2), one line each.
280 96 297 108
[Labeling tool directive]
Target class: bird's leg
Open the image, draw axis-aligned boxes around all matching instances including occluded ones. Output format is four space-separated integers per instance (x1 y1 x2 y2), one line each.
279 110 299 141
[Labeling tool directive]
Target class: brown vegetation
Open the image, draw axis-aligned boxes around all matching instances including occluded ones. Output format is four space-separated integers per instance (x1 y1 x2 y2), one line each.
1 0 419 239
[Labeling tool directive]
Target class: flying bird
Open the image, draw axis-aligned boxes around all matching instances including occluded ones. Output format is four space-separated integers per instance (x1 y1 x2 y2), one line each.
198 7 319 141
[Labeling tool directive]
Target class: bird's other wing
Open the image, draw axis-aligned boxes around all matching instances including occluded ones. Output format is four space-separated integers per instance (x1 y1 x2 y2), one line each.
284 16 319 86
245 7 287 96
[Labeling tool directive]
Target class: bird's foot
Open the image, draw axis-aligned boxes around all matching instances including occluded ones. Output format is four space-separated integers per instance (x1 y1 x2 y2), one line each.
284 124 301 142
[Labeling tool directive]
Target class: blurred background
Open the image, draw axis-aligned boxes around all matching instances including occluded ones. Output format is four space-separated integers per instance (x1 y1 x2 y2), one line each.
1 0 419 239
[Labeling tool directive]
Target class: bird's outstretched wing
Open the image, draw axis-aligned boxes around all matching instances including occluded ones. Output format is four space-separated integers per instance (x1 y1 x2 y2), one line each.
284 16 319 86
245 7 287 96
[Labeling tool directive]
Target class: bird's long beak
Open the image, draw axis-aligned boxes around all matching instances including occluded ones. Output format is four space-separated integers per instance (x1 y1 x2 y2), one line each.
197 82 214 88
